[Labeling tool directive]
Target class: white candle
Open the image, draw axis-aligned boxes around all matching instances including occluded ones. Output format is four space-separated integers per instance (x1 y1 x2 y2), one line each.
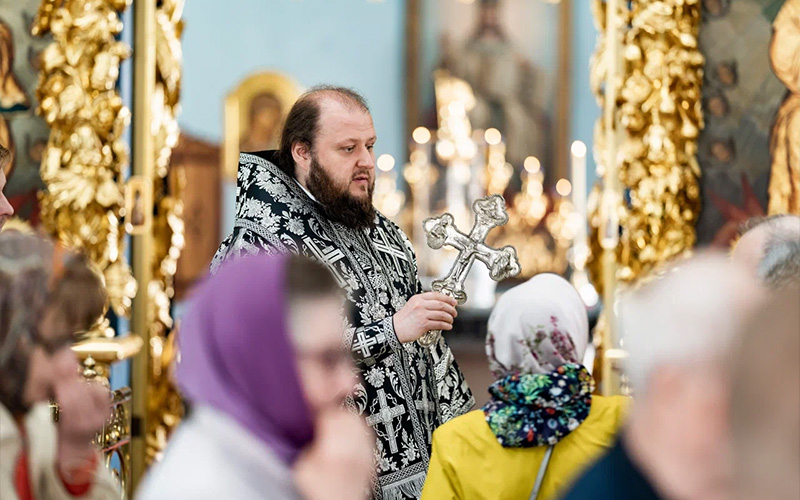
571 141 588 242
571 141 589 269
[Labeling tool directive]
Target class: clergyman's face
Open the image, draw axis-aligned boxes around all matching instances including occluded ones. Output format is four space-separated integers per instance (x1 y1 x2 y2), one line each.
311 100 376 203
303 99 377 228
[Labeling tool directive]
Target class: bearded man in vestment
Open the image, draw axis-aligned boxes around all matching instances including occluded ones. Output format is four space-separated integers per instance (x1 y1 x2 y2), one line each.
212 86 474 500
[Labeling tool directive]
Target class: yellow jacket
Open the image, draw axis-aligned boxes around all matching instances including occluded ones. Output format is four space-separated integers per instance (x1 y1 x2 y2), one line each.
421 395 629 500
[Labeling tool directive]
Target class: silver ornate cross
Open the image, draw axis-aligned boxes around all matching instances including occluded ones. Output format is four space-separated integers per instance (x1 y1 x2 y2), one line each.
365 389 406 454
418 194 521 346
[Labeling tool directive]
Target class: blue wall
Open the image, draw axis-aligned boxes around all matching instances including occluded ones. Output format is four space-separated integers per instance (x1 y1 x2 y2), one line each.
177 0 600 233
179 0 407 165
179 0 599 206
570 0 601 197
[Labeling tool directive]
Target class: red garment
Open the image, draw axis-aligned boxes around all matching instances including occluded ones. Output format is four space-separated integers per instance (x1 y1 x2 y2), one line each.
13 432 95 499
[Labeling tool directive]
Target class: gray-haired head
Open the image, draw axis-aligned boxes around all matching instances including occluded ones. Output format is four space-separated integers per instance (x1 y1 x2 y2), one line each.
618 252 768 500
733 214 800 288
620 252 763 395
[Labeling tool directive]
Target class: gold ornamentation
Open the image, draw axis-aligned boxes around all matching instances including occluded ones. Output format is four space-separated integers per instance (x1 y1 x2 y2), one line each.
767 0 800 215
72 335 144 378
71 333 141 499
145 0 185 465
32 0 185 478
33 0 136 317
32 0 141 487
588 0 703 394
101 387 133 497
50 388 134 497
588 0 703 294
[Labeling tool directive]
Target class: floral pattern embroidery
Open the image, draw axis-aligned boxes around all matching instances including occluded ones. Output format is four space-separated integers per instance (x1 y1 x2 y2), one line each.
487 316 580 378
482 363 593 448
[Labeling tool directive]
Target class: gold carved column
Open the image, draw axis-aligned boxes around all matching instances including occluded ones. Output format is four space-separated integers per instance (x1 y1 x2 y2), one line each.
130 0 185 488
589 0 704 394
32 0 184 492
32 0 141 495
33 0 137 323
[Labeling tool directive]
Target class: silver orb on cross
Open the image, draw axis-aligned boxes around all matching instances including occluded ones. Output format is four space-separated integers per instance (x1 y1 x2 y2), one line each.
418 194 521 347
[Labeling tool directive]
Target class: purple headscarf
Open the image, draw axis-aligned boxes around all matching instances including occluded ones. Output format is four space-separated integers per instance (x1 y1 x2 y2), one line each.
177 254 314 464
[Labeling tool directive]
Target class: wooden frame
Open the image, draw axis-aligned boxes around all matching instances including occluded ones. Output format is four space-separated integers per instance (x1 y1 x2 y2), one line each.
124 175 152 235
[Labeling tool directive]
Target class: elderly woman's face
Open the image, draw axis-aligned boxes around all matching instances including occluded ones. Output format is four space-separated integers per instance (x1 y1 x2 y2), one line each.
21 306 81 408
292 295 356 418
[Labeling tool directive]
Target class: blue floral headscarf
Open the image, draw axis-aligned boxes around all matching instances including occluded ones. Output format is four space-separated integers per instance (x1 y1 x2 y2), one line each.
483 274 594 448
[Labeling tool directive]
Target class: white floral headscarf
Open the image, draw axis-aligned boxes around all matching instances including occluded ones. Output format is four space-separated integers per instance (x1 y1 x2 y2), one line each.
486 273 589 378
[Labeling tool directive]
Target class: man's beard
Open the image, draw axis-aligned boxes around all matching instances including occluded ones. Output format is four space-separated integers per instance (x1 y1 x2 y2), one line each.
307 155 376 230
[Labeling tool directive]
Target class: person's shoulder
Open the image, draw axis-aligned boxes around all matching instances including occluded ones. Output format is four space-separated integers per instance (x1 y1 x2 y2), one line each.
239 150 280 169
559 437 625 500
559 457 612 500
237 151 294 190
376 212 409 237
375 214 417 257
591 394 631 410
571 394 630 444
136 420 246 499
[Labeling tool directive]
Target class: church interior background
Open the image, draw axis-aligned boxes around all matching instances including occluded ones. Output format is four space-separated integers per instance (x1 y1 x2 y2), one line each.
1 0 797 496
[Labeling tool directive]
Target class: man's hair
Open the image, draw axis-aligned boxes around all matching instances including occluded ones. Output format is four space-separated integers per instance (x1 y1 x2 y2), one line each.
759 234 800 289
731 287 800 500
277 85 370 177
737 214 790 236
739 214 800 288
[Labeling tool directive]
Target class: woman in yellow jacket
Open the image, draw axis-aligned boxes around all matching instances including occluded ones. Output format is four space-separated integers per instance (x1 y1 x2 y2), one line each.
421 274 628 500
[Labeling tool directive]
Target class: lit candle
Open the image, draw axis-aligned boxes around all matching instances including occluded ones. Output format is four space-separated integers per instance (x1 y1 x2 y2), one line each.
377 153 396 176
571 141 588 242
570 140 590 270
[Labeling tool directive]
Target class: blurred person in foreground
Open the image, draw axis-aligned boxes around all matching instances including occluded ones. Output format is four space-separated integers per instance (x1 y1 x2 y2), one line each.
136 254 373 500
421 274 628 500
561 252 765 500
731 287 800 500
0 231 118 500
